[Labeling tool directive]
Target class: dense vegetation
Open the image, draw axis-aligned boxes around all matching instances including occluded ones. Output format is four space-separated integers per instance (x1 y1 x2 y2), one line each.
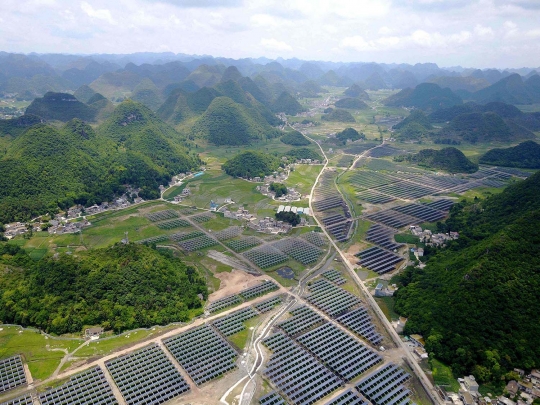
25 92 100 122
0 114 43 138
222 151 281 178
191 96 281 145
394 147 478 173
0 101 199 223
280 130 310 146
285 147 322 161
269 182 288 197
440 112 534 143
393 110 433 140
334 127 365 145
0 243 207 334
321 108 355 123
343 84 370 100
384 83 462 111
334 98 369 109
271 91 305 115
394 171 540 383
275 211 301 226
480 140 540 168
468 74 540 105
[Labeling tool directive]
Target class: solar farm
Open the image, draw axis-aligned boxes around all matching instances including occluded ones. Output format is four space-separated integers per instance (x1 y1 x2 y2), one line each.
0 356 27 395
225 236 263 252
355 247 403 275
163 324 238 386
39 366 117 405
0 395 34 405
105 344 189 405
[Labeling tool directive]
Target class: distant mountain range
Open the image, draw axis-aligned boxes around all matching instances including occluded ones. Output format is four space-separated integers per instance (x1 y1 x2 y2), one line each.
1 51 539 101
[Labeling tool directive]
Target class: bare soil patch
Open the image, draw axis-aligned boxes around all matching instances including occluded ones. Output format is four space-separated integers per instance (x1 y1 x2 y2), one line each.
209 269 265 301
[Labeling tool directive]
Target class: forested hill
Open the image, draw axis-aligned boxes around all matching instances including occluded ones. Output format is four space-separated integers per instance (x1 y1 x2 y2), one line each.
479 140 540 169
395 147 478 174
0 101 200 223
0 243 207 334
394 171 540 383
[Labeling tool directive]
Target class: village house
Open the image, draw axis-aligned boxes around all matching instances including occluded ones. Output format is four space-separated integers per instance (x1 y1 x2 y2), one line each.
464 375 479 393
85 327 104 339
409 334 425 348
506 381 519 397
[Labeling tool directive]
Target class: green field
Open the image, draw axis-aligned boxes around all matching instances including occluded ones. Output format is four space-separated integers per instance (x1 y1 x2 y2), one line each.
0 326 82 381
430 358 460 392
285 164 322 195
375 296 399 321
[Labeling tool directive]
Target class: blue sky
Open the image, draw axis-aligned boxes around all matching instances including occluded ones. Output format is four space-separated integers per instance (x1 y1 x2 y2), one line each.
1 0 539 68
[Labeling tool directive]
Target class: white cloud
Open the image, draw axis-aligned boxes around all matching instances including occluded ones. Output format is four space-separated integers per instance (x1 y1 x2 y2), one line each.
474 24 494 37
525 28 540 38
340 36 372 51
378 26 393 35
80 2 115 24
260 38 292 51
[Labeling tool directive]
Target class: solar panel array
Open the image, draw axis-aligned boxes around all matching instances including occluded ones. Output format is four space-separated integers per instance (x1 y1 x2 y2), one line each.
39 366 117 405
365 210 419 229
178 235 218 251
164 325 237 385
321 269 347 285
355 363 414 405
213 307 258 336
169 230 204 241
259 391 288 405
213 226 243 241
355 247 403 274
337 307 383 346
240 280 279 300
365 224 403 251
255 295 284 313
273 238 323 265
324 389 367 405
278 306 325 336
225 236 262 252
243 245 289 269
146 210 179 222
0 395 33 405
357 190 396 204
156 218 190 229
296 323 383 381
305 279 383 346
306 279 361 317
301 232 327 247
105 345 189 405
423 199 455 212
0 356 27 394
263 333 343 405
190 212 214 223
392 204 446 222
207 294 242 313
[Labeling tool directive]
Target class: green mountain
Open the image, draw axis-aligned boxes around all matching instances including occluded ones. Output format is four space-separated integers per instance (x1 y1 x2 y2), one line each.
271 91 305 115
157 89 196 124
428 76 490 92
394 171 540 382
222 150 281 178
89 70 143 99
0 114 43 137
130 78 164 111
285 147 322 161
479 140 540 168
384 83 462 111
321 108 355 123
440 111 535 143
343 84 370 100
74 84 98 103
215 79 250 105
280 130 310 146
469 74 540 105
335 127 365 145
393 110 433 140
396 147 478 173
0 101 199 223
298 80 327 98
25 92 99 121
334 98 369 109
191 96 280 146
0 243 207 335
